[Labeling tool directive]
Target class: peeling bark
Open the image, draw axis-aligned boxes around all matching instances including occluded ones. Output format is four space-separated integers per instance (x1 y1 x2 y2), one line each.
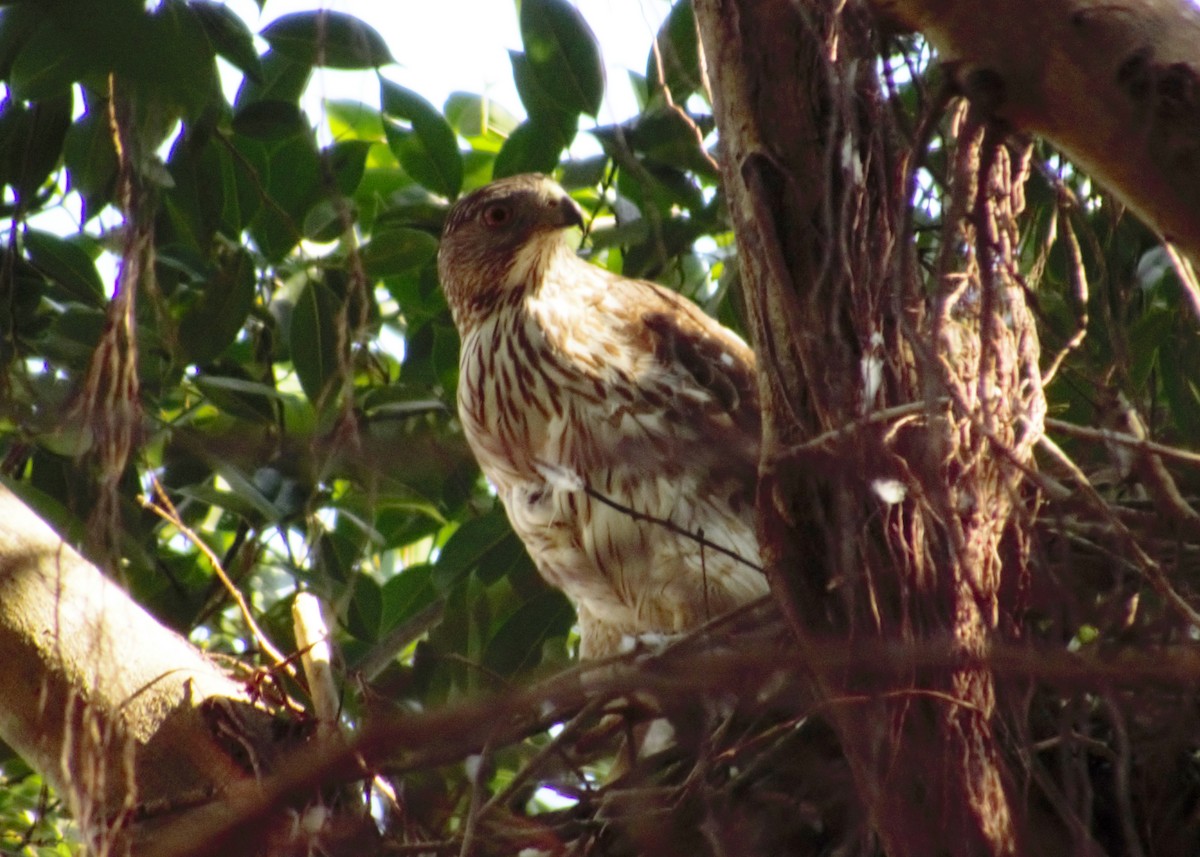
871 0 1200 265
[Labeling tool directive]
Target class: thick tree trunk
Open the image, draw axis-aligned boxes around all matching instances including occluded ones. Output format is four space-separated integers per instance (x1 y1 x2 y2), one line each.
872 0 1200 266
695 2 1041 855
0 486 276 851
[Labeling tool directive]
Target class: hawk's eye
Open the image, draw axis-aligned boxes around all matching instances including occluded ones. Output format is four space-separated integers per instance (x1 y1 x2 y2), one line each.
481 203 512 227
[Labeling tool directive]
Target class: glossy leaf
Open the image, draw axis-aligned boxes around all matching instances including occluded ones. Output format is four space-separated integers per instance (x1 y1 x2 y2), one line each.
596 107 717 177
232 100 306 140
361 227 438 278
482 589 574 676
381 563 440 632
325 139 372 196
239 131 323 262
0 91 71 199
7 20 79 102
23 230 104 306
141 1 220 118
235 49 312 108
303 197 356 242
178 248 257 365
443 92 520 141
347 574 384 641
62 102 118 222
261 11 393 69
290 279 343 407
192 373 278 424
380 81 463 198
494 117 570 179
432 508 516 592
519 0 605 117
326 100 386 142
646 0 701 101
190 0 263 83
161 126 242 250
509 50 579 141
0 5 39 80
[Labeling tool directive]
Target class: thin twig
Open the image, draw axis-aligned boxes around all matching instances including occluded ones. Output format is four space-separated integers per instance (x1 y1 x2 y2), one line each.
1040 211 1090 387
1100 696 1147 857
477 696 606 818
1036 434 1200 631
142 477 291 672
1045 418 1200 469
147 630 1200 857
774 399 940 459
581 485 763 573
457 737 492 857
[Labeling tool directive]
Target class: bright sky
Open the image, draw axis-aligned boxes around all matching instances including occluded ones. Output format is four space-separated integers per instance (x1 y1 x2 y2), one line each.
225 0 672 128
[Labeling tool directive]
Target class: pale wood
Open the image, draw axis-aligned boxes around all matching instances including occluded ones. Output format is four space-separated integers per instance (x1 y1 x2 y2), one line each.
0 486 259 845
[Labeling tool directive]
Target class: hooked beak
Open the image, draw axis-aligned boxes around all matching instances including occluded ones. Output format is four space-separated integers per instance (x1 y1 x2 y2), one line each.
553 192 585 230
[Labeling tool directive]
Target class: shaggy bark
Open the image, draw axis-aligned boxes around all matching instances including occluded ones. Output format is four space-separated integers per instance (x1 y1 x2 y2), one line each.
872 0 1200 266
0 486 277 851
694 1 1041 855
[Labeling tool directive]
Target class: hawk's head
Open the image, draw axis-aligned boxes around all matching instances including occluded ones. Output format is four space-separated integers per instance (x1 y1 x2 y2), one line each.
438 173 585 326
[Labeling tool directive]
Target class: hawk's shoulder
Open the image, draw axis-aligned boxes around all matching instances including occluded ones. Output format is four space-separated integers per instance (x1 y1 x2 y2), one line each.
592 268 760 438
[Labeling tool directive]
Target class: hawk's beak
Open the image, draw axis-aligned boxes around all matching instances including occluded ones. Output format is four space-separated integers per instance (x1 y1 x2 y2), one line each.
554 194 585 231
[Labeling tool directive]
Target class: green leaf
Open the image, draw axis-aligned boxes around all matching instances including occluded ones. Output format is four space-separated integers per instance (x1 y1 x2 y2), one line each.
381 564 439 632
432 508 514 592
519 0 605 117
594 108 717 177
261 11 393 69
0 476 89 553
178 248 256 365
326 100 385 142
39 304 106 365
232 100 306 140
483 589 574 676
493 118 568 179
347 574 384 641
290 279 343 407
23 230 104 306
7 20 80 102
1161 330 1200 437
302 197 356 242
443 92 519 140
192 463 286 522
0 257 47 351
646 0 701 101
235 49 312 108
380 80 463 198
63 101 118 221
239 131 323 262
190 0 263 84
141 1 220 119
0 5 39 81
161 125 240 250
509 50 578 140
191 372 278 423
326 139 372 196
0 90 72 199
361 227 438 278
472 528 537 586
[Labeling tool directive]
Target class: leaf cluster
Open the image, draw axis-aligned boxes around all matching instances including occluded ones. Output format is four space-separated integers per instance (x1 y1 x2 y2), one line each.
0 0 736 844
2 1 1199 854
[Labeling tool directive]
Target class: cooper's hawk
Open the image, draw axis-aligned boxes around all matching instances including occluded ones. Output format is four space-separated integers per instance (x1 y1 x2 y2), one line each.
438 174 767 658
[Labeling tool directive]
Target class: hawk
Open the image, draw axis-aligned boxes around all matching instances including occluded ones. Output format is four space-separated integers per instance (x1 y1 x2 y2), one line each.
438 174 767 658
